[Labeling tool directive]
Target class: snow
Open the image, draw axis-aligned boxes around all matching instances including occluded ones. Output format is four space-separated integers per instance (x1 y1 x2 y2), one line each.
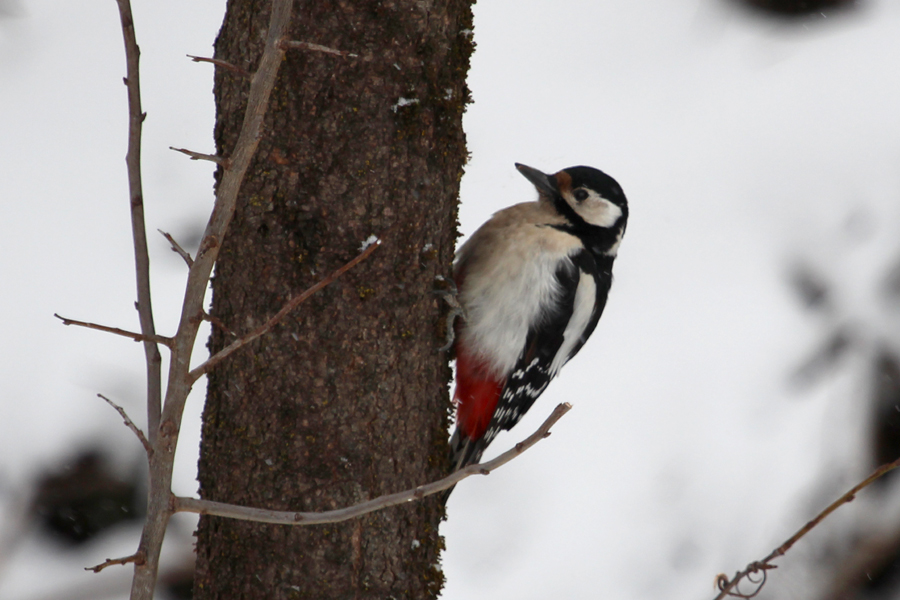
391 96 420 112
360 234 380 251
2 0 900 598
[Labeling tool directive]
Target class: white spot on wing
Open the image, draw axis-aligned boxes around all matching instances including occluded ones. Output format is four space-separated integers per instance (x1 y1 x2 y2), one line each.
550 270 596 376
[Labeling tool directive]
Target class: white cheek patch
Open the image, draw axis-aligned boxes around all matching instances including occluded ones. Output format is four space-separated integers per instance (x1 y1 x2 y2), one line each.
567 189 622 228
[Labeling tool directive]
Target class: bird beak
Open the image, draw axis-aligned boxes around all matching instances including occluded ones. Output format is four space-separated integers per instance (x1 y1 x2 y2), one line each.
515 163 557 196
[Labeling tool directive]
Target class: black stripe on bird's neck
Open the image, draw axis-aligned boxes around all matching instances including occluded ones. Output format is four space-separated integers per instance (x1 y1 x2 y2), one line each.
548 194 623 261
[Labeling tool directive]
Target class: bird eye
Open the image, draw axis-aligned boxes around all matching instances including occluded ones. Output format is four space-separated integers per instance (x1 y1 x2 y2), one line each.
573 189 589 202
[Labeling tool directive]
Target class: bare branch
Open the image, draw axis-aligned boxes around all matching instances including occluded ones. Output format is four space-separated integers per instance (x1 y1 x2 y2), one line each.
86 552 145 573
98 394 153 458
169 146 227 166
115 0 163 448
157 229 193 267
129 1 296 597
279 39 358 58
187 238 381 382
175 402 572 525
713 455 900 599
54 314 172 347
187 54 251 77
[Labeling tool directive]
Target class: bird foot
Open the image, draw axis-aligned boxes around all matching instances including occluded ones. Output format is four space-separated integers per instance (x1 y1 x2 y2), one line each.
434 276 466 352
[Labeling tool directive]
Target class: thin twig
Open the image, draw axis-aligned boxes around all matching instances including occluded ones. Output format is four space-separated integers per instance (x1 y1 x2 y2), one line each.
86 552 145 573
202 310 236 337
54 314 172 347
115 0 163 449
157 230 193 267
713 455 900 599
169 146 227 166
279 39 358 58
187 54 251 77
187 238 381 382
175 402 572 524
98 394 153 458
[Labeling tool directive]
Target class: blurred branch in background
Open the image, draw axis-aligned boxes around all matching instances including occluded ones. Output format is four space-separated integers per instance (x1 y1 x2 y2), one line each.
731 0 859 17
783 208 900 597
714 455 900 599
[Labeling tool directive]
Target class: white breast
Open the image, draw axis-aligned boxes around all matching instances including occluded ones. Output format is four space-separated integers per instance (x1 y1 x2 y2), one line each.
455 202 583 378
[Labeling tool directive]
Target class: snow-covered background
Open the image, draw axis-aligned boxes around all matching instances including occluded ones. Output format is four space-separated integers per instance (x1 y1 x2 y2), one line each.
2 0 900 598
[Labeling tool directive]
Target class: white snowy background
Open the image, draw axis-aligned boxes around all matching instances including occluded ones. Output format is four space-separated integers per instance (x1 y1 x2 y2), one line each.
2 0 900 598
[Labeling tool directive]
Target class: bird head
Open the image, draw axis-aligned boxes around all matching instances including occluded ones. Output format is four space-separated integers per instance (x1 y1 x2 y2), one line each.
515 162 628 230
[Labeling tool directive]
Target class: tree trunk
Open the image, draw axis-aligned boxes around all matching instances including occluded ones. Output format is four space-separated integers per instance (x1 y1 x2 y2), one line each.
193 1 472 598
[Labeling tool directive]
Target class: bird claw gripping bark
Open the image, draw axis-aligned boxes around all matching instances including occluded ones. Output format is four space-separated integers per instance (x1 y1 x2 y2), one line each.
434 275 466 352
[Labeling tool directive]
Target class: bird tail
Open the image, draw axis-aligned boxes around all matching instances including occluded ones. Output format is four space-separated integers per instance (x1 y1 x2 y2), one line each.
441 428 488 505
443 350 503 505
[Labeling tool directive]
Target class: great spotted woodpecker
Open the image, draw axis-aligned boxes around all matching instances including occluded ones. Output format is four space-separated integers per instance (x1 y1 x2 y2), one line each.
448 163 628 480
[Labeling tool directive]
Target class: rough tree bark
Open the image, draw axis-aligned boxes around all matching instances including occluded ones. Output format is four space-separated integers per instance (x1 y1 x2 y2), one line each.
193 0 473 598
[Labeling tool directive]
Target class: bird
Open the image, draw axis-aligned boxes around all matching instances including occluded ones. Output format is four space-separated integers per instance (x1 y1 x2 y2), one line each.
446 162 628 492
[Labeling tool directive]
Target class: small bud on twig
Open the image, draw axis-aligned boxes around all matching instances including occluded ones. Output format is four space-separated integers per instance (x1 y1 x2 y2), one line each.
187 54 251 77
